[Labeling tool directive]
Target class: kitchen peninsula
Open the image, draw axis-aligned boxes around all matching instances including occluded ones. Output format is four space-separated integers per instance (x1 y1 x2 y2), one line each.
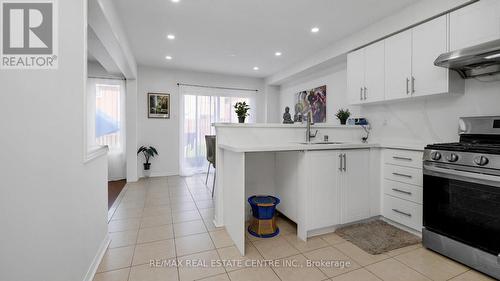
213 123 425 255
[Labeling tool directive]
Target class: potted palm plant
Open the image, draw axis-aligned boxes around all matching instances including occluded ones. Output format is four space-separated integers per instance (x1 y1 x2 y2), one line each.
137 146 158 176
234 101 250 123
335 108 351 125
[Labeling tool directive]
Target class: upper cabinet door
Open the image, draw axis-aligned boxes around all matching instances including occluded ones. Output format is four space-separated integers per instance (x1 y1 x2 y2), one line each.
450 0 500 51
385 30 412 101
412 15 449 97
364 40 385 103
347 48 365 105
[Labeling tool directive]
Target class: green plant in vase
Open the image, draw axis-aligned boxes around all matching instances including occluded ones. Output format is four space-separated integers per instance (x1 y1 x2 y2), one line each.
234 101 250 123
335 108 351 125
137 146 159 173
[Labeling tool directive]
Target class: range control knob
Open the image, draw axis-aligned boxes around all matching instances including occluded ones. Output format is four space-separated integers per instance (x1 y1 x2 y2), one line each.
446 153 459 162
474 156 489 166
430 151 442 161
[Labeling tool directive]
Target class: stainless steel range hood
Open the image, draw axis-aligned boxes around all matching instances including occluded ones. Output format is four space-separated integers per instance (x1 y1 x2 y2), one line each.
434 39 500 78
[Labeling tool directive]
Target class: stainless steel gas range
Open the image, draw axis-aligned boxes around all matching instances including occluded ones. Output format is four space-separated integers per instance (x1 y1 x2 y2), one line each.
423 116 500 279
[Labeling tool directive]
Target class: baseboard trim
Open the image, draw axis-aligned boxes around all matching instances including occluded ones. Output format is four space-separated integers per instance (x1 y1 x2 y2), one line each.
83 234 110 281
108 184 128 222
213 218 224 228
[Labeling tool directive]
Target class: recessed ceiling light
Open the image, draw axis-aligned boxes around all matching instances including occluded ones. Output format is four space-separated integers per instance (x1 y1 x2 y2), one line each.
165 56 173 60
311 27 320 33
167 34 175 40
253 66 259 71
275 52 282 57
171 0 180 2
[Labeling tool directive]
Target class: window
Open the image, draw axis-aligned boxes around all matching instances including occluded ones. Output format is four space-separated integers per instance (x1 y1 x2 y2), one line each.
95 84 121 148
179 85 255 175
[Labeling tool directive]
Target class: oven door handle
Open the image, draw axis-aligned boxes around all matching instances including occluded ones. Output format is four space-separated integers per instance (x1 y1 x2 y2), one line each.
424 164 500 188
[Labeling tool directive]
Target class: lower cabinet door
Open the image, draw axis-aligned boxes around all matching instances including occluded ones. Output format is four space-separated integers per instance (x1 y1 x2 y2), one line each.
341 149 371 224
306 151 341 230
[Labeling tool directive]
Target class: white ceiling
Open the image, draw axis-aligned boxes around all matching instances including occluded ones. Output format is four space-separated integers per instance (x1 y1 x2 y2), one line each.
114 0 420 78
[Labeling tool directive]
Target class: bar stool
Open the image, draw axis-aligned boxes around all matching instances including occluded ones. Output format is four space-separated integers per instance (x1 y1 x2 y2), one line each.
205 135 216 197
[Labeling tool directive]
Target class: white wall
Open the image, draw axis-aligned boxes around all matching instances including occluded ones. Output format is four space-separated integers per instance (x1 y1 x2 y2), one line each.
88 60 123 78
0 1 108 281
135 66 266 177
279 64 360 124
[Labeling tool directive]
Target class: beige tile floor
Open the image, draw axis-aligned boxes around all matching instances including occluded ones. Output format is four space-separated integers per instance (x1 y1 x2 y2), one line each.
94 175 496 281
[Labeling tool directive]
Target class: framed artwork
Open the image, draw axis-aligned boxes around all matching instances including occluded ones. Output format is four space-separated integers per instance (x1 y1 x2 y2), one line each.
148 93 170 119
295 85 327 123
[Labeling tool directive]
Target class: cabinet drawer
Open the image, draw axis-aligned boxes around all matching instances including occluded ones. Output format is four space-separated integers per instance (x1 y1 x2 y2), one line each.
383 195 422 231
383 179 423 204
384 164 422 186
384 149 423 168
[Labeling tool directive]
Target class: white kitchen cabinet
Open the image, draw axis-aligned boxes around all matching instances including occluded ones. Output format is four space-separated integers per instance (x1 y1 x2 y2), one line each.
349 14 464 105
383 194 423 231
305 149 371 232
450 0 500 51
306 151 341 230
347 48 365 104
364 41 386 103
384 29 412 101
412 15 449 97
382 148 423 232
340 149 370 224
347 41 385 104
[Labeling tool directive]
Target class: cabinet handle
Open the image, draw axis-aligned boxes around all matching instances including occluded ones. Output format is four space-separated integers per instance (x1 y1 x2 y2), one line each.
339 154 343 172
360 87 363 100
406 78 410 95
411 76 415 94
392 172 412 179
392 188 412 195
363 87 367 100
392 209 412 217
393 156 412 161
343 154 347 172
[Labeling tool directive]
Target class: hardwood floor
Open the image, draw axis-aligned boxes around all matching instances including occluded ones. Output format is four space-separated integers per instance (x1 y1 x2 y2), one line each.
108 179 126 209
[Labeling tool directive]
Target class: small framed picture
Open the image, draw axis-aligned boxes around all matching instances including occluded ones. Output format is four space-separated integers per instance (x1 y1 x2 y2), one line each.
148 93 170 119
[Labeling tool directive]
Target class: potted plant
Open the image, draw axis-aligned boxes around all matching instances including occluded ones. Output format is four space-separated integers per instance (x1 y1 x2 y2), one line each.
335 108 351 125
137 146 158 176
234 101 250 123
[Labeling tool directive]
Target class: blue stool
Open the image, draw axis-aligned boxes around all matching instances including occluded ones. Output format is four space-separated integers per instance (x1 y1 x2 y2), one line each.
247 195 280 238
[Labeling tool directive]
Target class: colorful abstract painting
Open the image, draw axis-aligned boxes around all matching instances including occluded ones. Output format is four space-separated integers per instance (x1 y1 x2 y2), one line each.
295 85 327 123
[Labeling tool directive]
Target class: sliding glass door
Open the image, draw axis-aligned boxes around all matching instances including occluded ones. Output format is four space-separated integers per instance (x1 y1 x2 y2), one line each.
179 86 255 176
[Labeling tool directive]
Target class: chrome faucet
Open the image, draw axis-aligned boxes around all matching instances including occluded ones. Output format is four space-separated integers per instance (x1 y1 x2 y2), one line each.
306 112 318 143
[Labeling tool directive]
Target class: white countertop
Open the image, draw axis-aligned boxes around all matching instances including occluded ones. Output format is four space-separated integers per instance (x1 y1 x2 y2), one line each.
218 142 425 153
213 123 363 129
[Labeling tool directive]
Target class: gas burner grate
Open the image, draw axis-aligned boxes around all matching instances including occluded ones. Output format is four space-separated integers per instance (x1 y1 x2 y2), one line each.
426 142 500 154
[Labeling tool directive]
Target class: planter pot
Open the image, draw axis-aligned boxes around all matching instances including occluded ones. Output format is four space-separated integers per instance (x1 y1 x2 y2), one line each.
238 117 246 123
340 119 347 125
143 163 151 177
